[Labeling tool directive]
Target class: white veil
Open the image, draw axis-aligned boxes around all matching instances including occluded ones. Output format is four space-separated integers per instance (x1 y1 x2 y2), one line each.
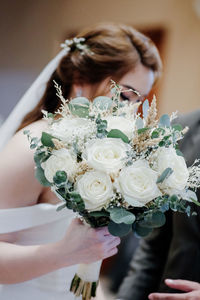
0 49 67 152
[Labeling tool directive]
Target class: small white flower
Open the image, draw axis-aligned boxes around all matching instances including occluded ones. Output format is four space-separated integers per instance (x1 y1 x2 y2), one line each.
104 116 135 139
83 138 130 174
42 148 77 182
152 147 189 194
48 117 96 149
76 171 113 211
115 160 161 207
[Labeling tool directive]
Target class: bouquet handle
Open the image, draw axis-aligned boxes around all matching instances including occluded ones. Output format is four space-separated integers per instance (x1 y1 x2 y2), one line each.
70 260 102 300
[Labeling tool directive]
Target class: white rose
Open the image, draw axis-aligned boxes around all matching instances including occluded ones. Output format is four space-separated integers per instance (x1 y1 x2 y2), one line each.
153 147 189 193
76 171 113 211
115 160 161 207
49 117 96 145
104 116 135 139
84 138 130 174
42 148 77 182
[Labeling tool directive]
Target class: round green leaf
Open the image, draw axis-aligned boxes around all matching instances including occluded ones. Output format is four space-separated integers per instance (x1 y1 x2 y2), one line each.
172 124 183 132
35 166 51 187
137 127 149 135
69 97 90 118
132 222 153 237
159 114 170 128
93 96 113 110
176 149 184 157
108 207 135 224
140 211 166 228
151 130 159 139
53 170 67 185
41 132 55 147
108 221 132 237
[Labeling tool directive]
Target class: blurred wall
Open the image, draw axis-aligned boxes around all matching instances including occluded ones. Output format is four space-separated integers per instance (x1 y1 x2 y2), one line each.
1 0 200 119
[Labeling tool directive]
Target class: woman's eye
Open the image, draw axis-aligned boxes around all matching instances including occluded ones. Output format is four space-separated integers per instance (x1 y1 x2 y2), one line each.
120 92 130 101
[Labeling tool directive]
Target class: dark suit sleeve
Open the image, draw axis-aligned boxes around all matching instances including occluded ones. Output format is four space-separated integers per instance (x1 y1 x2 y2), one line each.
117 211 172 300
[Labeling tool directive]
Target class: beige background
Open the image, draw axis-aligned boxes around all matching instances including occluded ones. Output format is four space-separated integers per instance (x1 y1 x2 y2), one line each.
1 0 200 119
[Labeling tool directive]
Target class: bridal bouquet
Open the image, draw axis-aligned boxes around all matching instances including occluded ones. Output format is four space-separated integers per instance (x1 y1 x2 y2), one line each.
25 82 200 300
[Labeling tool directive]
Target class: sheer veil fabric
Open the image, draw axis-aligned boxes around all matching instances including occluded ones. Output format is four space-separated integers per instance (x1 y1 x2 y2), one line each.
0 49 82 299
0 49 66 151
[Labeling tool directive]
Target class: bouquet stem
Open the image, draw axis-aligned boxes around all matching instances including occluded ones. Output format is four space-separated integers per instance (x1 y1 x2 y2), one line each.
70 260 102 300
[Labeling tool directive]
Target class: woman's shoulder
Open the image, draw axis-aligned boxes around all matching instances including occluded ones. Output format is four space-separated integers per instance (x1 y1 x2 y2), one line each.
0 119 47 209
3 119 47 153
19 119 48 139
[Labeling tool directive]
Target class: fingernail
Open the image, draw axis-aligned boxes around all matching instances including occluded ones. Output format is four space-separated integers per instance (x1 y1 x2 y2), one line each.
165 279 174 284
148 295 153 299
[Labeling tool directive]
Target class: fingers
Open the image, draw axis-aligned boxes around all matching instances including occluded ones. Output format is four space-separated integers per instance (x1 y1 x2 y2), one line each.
106 236 121 248
101 236 120 259
71 218 83 226
96 226 110 236
148 292 187 300
165 279 200 292
104 246 118 258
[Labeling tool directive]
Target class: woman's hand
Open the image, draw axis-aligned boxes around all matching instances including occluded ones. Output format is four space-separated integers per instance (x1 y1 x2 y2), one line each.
57 218 121 267
148 279 200 299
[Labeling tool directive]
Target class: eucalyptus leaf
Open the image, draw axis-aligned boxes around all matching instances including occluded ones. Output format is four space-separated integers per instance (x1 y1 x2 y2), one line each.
68 97 90 118
108 207 135 224
107 129 129 143
56 203 66 211
89 210 110 218
142 99 149 119
137 127 149 135
176 149 184 157
41 132 55 148
23 130 30 135
172 124 183 131
108 221 132 237
181 189 200 206
151 130 159 139
159 114 171 128
156 167 173 184
169 194 179 202
140 211 166 228
185 205 191 217
159 140 165 147
35 166 51 186
93 96 113 110
34 151 48 167
135 117 144 129
69 191 82 201
53 171 67 185
132 222 153 238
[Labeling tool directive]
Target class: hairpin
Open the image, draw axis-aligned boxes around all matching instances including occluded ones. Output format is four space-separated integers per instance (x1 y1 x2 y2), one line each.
60 37 93 55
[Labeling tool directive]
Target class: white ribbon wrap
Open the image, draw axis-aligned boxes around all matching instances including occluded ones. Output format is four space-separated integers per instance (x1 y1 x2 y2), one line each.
76 260 102 282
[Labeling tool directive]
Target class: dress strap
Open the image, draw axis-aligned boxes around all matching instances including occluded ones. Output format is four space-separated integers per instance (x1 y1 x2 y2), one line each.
0 203 68 233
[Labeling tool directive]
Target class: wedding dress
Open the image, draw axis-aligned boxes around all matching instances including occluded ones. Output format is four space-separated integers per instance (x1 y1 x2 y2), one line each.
0 202 81 300
0 47 85 299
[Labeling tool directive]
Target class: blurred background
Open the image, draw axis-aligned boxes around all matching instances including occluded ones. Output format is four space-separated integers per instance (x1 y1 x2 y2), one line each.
0 0 200 298
1 0 200 123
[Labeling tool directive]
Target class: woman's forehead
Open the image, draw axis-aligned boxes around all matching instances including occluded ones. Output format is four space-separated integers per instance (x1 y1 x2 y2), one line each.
119 64 155 96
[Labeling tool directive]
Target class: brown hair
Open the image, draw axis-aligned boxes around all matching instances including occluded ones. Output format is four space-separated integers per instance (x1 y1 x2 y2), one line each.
17 23 162 131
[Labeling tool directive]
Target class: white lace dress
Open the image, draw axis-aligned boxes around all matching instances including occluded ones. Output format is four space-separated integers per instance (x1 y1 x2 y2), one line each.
0 203 81 300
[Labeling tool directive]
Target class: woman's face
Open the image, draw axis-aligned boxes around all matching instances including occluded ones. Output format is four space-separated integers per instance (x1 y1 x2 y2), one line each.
96 63 155 103
117 63 155 103
72 62 154 103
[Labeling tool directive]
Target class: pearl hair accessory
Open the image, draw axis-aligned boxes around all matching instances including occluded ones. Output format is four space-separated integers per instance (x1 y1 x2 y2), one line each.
60 37 93 55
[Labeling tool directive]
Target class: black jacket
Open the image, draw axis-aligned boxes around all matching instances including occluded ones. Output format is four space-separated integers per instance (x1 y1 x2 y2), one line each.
118 110 200 300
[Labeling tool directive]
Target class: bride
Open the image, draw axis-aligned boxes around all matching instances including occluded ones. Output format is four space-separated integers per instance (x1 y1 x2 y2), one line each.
0 22 162 299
